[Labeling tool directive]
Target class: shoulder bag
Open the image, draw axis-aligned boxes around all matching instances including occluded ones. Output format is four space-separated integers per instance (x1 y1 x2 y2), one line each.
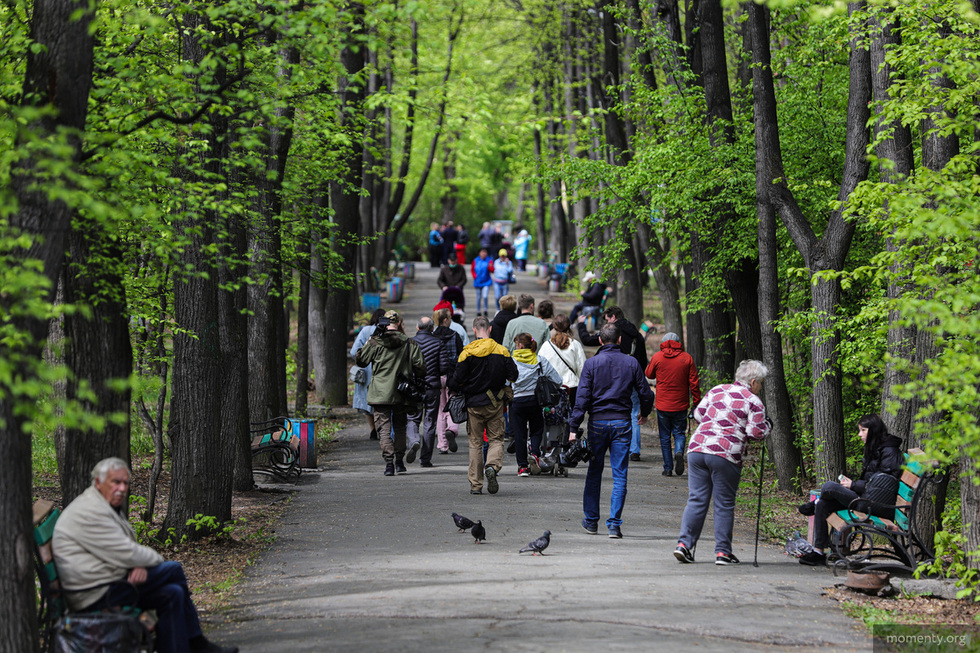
534 362 563 407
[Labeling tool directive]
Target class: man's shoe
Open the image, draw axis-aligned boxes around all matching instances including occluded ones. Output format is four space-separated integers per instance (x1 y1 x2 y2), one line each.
395 459 407 474
447 431 458 453
484 465 499 494
629 453 641 462
528 454 541 475
673 543 694 564
662 469 673 477
608 526 623 539
420 461 433 468
190 636 238 653
582 519 598 535
384 462 395 476
798 501 816 517
406 441 420 464
369 429 379 440
518 467 530 477
506 439 516 454
715 552 740 566
674 456 684 476
470 489 482 495
799 551 827 566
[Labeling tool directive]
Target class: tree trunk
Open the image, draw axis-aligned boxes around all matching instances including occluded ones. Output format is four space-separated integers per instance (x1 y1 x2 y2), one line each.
322 6 368 407
769 1 871 483
309 197 330 405
749 0 802 492
295 240 310 416
872 10 916 440
163 12 234 539
58 217 134 505
638 222 683 336
685 261 705 369
1 0 96 648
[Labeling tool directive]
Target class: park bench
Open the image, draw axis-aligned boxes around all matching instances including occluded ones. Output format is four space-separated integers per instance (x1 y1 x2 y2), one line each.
251 417 302 483
33 499 153 652
582 287 612 331
826 447 944 574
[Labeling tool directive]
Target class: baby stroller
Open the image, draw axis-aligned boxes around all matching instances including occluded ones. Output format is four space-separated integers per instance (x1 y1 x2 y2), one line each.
532 387 572 477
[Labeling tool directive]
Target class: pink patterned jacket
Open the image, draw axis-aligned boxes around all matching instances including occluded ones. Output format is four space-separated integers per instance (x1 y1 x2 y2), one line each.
689 382 770 466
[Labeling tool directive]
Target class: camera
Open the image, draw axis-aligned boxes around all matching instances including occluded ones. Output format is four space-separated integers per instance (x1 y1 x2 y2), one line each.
396 372 426 405
560 432 591 468
376 316 392 330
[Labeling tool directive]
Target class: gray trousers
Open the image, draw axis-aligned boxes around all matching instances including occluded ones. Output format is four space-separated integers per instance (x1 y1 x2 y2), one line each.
408 391 440 464
677 452 742 556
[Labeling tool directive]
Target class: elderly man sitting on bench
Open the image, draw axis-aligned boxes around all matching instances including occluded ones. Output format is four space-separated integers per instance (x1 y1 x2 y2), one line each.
52 457 237 653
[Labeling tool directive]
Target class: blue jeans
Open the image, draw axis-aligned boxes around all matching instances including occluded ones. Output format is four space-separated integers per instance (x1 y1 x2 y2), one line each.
677 452 742 555
93 561 202 653
582 419 632 530
629 390 641 455
658 410 687 472
492 281 509 309
475 285 490 314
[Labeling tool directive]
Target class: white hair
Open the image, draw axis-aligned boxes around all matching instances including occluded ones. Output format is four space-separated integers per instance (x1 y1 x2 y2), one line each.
734 360 768 386
91 457 130 483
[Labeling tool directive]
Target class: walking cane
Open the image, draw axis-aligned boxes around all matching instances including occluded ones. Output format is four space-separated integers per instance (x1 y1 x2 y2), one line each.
753 441 767 568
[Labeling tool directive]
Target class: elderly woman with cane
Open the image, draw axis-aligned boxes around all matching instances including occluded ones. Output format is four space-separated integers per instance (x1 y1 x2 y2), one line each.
673 360 772 566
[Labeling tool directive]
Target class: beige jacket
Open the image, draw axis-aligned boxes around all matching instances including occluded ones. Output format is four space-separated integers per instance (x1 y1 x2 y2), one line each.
52 485 164 610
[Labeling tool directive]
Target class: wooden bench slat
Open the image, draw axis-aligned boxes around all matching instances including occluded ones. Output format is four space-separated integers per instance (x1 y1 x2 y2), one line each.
33 499 55 526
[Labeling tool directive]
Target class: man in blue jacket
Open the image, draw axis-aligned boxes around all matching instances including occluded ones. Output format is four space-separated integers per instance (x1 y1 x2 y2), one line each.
569 323 654 538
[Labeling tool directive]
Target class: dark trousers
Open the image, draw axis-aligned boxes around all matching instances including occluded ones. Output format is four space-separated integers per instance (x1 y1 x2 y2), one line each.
94 561 202 653
813 481 860 550
510 396 544 467
408 390 441 464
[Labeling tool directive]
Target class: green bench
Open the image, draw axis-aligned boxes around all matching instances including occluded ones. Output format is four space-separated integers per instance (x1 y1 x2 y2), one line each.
826 447 944 574
251 417 301 483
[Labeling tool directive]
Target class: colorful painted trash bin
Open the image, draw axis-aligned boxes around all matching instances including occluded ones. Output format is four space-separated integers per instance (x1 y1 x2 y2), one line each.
291 419 317 468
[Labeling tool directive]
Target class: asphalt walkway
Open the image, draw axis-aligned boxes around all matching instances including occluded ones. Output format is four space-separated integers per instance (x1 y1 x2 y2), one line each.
208 262 869 652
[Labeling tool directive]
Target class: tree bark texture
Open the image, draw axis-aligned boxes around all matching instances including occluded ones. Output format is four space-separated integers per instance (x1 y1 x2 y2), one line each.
769 1 871 484
1 1 96 649
322 8 367 407
872 10 916 441
164 12 234 538
59 216 134 505
749 0 802 493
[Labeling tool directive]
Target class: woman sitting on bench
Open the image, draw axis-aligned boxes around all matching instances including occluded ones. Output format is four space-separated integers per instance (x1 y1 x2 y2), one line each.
797 414 903 566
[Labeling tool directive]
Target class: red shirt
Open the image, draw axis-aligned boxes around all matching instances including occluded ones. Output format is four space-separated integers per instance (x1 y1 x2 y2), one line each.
644 340 701 412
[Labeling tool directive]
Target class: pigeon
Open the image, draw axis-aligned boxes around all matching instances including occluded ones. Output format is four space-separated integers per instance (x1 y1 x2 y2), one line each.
784 531 814 558
471 521 486 544
452 512 475 532
519 530 551 556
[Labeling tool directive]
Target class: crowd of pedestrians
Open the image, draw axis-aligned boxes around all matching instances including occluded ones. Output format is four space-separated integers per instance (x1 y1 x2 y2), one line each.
350 242 792 567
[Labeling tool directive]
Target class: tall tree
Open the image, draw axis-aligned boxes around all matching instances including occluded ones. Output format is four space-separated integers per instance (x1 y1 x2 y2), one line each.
767 2 872 483
0 0 97 649
749 0 802 492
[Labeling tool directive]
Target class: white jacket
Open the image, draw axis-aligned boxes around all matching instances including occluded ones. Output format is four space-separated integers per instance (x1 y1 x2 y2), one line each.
52 485 164 610
538 339 586 388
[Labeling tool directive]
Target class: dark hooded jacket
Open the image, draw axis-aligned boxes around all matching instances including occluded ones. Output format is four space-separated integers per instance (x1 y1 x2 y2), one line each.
852 435 904 495
645 339 700 413
412 330 452 394
577 318 648 369
490 309 518 344
354 330 425 406
437 263 468 289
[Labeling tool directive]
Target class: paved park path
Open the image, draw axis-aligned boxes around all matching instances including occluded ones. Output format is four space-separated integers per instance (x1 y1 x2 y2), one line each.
208 262 870 652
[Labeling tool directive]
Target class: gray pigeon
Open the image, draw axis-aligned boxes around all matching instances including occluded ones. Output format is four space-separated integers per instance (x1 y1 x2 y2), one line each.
453 512 475 532
784 531 814 558
471 520 486 544
519 530 551 555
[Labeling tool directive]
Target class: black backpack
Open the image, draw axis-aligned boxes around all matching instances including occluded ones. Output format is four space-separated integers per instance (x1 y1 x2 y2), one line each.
458 227 469 244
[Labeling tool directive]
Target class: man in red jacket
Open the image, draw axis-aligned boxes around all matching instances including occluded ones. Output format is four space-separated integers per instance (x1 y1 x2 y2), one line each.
645 332 700 477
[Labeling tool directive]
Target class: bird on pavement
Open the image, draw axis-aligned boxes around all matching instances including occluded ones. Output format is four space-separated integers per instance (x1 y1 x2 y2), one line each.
453 512 475 532
471 521 486 544
519 530 551 555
